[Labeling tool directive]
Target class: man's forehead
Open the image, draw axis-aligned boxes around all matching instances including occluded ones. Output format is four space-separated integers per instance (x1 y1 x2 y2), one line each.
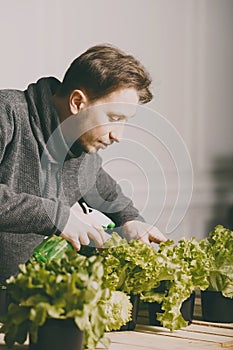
105 102 138 118
86 87 139 118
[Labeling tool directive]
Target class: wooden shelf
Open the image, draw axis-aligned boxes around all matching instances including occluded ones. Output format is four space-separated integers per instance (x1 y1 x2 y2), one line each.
1 292 232 350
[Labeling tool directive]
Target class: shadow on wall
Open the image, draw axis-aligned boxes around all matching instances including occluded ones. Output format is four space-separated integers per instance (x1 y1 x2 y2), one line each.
206 155 233 233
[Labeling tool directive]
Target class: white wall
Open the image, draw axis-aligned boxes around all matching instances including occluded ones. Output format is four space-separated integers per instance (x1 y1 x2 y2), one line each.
1 0 232 240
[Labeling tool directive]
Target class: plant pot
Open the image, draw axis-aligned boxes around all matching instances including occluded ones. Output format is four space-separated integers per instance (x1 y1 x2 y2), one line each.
0 286 10 316
148 292 195 326
201 290 233 323
120 294 140 331
29 318 84 350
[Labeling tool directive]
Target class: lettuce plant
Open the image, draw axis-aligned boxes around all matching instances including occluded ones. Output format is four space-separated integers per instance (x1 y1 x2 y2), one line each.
101 233 162 295
142 237 209 330
0 251 131 349
101 232 209 331
200 225 233 298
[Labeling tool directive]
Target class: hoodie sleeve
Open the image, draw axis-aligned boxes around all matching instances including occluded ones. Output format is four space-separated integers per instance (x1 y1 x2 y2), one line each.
81 155 145 227
0 184 70 235
96 166 145 227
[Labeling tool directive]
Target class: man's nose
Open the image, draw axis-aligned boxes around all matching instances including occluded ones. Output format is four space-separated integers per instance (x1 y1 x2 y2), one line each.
109 124 125 143
109 131 120 143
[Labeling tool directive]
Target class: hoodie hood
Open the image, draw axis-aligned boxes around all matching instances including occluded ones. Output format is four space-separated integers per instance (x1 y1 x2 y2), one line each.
24 77 70 164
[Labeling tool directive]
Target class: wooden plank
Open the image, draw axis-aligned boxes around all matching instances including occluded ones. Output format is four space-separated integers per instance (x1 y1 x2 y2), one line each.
221 341 233 349
1 322 233 350
1 331 217 350
96 341 158 350
136 319 233 336
107 330 224 350
192 320 233 330
96 341 143 349
186 323 233 337
135 324 233 346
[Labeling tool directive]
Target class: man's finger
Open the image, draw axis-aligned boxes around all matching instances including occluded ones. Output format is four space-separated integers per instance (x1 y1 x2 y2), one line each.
149 228 167 243
71 240 81 251
138 234 150 245
79 234 90 246
61 234 81 251
86 227 106 248
93 226 110 245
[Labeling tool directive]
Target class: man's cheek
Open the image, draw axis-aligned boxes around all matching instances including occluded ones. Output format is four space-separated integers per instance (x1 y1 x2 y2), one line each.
97 125 112 134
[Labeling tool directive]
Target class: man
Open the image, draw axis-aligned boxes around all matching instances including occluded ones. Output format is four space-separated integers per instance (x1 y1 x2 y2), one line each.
0 44 166 284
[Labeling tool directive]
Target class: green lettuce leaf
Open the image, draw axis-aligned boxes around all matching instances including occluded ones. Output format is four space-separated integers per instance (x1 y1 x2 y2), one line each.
200 225 233 298
103 233 209 331
0 251 112 349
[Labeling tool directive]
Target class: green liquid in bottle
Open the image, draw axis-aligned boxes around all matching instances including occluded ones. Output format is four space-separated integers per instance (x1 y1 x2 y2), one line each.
32 235 73 263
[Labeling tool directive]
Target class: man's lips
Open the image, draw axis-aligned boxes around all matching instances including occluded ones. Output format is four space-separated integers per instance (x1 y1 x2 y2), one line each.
99 143 107 150
98 140 112 149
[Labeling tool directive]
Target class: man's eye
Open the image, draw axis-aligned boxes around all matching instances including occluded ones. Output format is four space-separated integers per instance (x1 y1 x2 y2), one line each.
110 116 121 121
109 115 126 122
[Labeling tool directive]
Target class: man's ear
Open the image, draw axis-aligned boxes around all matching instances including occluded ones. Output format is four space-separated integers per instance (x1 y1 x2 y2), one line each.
69 89 88 115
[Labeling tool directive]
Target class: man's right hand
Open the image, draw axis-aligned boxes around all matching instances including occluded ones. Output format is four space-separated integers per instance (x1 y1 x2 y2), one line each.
60 207 109 251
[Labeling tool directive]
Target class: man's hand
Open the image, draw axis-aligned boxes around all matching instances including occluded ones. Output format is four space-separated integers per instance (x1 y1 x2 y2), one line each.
122 220 167 245
61 209 109 251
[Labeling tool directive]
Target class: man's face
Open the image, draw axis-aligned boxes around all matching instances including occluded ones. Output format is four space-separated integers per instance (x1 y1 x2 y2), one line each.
76 88 139 154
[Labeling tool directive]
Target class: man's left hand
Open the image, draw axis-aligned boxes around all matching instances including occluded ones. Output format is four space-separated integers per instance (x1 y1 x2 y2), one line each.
122 220 167 245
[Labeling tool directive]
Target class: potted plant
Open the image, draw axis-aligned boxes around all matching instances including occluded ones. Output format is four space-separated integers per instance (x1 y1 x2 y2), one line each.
147 283 196 327
0 250 132 350
200 225 233 323
100 232 163 330
98 232 209 331
140 237 209 330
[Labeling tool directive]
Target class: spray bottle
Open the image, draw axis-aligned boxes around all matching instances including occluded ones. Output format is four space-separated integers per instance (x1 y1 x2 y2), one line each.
31 202 115 263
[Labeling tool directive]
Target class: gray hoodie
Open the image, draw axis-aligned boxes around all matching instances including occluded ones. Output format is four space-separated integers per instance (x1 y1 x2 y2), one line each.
0 77 141 283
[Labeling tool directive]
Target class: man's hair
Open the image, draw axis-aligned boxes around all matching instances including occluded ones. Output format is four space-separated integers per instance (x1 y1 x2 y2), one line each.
58 44 153 104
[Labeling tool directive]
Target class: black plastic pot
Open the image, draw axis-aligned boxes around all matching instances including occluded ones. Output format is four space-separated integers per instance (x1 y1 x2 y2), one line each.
201 290 233 323
120 294 140 331
148 292 195 326
0 287 10 316
29 318 84 350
